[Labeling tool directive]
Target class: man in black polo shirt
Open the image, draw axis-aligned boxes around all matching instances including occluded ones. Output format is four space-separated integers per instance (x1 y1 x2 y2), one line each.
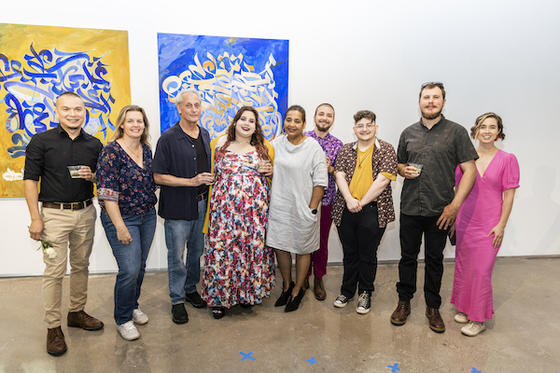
390 82 477 333
153 90 213 324
24 92 104 356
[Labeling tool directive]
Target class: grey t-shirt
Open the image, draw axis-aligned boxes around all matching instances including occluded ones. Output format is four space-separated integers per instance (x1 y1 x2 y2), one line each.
397 116 478 216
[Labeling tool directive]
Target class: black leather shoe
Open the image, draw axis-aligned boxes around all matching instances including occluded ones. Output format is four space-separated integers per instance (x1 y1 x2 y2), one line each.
274 281 295 307
285 288 305 312
185 291 206 308
172 303 189 324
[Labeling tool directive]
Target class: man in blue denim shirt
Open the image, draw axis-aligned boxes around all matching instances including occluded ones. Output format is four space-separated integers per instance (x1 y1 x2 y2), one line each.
153 90 214 324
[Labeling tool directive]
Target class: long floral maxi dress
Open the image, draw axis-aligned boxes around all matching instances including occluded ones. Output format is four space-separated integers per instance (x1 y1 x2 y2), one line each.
202 150 275 308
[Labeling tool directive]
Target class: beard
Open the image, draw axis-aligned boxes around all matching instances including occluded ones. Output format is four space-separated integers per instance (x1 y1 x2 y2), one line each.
315 123 332 133
421 108 443 120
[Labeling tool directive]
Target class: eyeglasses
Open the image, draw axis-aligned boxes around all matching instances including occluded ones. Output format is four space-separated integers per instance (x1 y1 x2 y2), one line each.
421 81 444 89
354 122 376 129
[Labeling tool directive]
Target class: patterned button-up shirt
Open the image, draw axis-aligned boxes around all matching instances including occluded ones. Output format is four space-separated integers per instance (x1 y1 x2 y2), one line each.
306 130 343 206
331 138 397 228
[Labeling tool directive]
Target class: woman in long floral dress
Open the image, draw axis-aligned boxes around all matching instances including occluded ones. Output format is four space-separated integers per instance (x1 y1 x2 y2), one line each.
202 106 275 319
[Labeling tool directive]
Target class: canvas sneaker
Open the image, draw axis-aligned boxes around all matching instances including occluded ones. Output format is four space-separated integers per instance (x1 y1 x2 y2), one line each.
356 292 371 315
132 308 149 325
461 321 486 337
454 312 468 324
117 321 140 341
333 294 352 308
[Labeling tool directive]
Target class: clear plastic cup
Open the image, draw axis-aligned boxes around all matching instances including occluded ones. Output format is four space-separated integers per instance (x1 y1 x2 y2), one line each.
67 165 83 178
408 163 423 175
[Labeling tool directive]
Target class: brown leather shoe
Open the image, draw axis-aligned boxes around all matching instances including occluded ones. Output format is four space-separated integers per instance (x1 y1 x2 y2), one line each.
67 310 104 331
426 307 446 333
313 277 326 301
47 326 67 356
390 300 411 326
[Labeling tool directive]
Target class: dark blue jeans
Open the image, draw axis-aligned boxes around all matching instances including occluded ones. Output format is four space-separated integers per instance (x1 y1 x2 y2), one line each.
164 199 207 304
101 208 156 325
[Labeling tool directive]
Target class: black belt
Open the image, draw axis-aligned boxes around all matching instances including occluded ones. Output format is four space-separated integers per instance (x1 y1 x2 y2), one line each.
43 199 93 210
197 193 208 201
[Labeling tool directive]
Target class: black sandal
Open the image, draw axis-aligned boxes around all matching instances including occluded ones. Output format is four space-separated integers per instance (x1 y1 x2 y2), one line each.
212 307 225 319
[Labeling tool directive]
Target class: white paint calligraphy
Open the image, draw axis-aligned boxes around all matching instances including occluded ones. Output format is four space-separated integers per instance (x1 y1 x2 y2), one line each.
162 51 282 139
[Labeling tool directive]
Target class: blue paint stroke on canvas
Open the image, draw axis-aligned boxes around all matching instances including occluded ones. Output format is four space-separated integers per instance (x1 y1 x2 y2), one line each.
158 33 289 139
0 43 116 159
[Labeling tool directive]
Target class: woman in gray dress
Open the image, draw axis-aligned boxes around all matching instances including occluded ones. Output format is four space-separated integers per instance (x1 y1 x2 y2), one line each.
266 105 328 312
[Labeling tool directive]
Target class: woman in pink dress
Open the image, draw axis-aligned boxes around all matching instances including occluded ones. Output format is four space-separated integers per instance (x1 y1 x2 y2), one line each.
451 112 520 337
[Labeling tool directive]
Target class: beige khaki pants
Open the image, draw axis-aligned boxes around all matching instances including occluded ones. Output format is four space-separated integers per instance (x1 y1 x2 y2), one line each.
41 204 96 328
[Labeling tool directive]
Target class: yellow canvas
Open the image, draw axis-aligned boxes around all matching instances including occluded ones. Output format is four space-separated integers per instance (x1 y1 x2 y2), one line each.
0 23 130 197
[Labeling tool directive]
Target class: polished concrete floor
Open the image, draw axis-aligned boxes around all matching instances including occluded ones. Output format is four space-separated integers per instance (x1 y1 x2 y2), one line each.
0 258 559 373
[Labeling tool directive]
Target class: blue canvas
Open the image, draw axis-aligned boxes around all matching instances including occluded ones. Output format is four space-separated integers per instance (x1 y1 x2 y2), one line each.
158 33 289 140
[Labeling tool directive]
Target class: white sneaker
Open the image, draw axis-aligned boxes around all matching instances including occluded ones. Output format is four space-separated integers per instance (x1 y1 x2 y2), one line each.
132 308 149 325
454 312 468 324
333 294 352 308
117 321 140 341
461 321 486 337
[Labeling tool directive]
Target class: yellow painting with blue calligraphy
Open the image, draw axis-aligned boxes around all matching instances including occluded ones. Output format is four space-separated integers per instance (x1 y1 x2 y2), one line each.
0 23 130 197
158 33 289 139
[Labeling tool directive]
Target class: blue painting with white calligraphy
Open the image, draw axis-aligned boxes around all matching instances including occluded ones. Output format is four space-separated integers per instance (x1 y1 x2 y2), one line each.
158 33 289 139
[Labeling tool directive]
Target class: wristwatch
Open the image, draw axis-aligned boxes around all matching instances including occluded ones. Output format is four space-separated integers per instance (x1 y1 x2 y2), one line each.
311 208 318 215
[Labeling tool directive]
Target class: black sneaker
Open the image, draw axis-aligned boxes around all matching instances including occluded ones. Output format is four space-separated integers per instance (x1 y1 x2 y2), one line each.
356 292 371 315
333 294 352 308
185 291 206 308
172 303 189 324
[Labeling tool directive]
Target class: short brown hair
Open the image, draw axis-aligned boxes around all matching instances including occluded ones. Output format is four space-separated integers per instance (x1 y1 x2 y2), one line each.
353 110 376 123
314 103 335 117
419 82 446 100
471 112 505 140
112 105 151 145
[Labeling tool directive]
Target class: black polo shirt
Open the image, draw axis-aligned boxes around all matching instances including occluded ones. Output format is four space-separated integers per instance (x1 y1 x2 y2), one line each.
23 126 103 202
397 116 478 216
152 123 211 220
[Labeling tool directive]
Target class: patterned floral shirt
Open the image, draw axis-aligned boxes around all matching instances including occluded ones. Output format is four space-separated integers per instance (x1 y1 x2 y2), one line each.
97 141 157 216
306 130 343 206
331 138 397 228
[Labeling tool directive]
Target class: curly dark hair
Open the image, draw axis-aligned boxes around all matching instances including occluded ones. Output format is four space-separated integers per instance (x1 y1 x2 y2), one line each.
471 112 506 141
219 106 270 161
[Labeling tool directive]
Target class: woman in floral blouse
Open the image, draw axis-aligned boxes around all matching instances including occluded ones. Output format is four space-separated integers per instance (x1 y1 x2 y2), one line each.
201 106 275 319
97 105 157 340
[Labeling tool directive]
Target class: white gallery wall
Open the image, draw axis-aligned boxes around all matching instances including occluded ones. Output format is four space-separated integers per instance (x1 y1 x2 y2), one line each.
0 0 559 276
